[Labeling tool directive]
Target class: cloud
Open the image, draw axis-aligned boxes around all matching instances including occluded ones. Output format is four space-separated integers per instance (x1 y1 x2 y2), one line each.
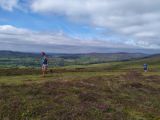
1 25 137 53
1 0 160 52
0 0 19 11
30 0 160 49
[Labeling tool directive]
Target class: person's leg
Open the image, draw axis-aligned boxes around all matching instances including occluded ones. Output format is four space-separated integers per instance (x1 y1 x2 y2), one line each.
45 65 48 74
44 67 46 77
42 65 45 77
43 65 48 77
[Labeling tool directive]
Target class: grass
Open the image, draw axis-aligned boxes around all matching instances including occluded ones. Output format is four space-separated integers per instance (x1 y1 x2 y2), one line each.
0 71 123 85
0 61 160 120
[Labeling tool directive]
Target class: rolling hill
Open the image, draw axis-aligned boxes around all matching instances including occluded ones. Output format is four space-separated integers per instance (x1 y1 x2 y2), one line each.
0 50 148 68
0 52 160 120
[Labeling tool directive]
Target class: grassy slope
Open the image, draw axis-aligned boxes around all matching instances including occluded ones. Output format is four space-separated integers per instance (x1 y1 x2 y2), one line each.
0 57 160 120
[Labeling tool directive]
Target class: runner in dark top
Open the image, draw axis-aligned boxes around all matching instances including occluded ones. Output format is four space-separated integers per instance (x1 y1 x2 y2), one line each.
143 64 148 72
41 52 48 77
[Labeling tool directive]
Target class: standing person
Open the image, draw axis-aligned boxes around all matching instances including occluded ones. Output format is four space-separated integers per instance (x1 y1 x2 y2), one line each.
143 63 148 72
41 52 48 77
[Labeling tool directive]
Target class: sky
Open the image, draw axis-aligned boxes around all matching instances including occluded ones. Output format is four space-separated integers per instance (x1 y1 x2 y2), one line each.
0 0 160 53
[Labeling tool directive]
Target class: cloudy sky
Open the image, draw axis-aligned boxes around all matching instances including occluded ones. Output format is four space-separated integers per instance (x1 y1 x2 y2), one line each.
0 0 160 53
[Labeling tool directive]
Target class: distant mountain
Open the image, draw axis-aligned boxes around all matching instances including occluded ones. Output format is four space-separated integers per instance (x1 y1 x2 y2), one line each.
0 50 39 58
131 53 160 65
0 50 149 67
83 52 148 61
0 50 148 60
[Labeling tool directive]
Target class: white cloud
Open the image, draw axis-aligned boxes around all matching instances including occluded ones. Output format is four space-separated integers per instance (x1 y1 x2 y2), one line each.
0 25 135 52
1 0 160 52
0 0 19 11
30 0 160 49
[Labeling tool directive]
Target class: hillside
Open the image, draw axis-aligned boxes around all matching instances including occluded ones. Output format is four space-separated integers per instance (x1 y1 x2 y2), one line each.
133 54 160 65
0 60 160 120
0 51 148 68
0 51 39 58
0 53 160 119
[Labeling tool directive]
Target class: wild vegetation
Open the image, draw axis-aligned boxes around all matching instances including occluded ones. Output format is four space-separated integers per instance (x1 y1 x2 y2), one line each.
0 52 160 120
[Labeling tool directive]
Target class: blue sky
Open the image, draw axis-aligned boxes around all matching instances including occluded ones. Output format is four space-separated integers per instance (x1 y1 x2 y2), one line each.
0 7 113 40
0 0 160 53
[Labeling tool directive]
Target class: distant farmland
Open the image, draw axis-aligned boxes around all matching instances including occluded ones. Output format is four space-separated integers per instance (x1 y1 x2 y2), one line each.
0 51 147 68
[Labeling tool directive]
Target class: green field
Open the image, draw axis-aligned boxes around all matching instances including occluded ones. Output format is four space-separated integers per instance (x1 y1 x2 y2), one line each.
0 57 160 120
0 51 147 68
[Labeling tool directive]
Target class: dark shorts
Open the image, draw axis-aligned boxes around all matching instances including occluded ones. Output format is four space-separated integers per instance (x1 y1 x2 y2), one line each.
144 68 147 70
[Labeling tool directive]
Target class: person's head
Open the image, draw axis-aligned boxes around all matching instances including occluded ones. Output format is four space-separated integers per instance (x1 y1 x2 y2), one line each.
41 52 46 56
